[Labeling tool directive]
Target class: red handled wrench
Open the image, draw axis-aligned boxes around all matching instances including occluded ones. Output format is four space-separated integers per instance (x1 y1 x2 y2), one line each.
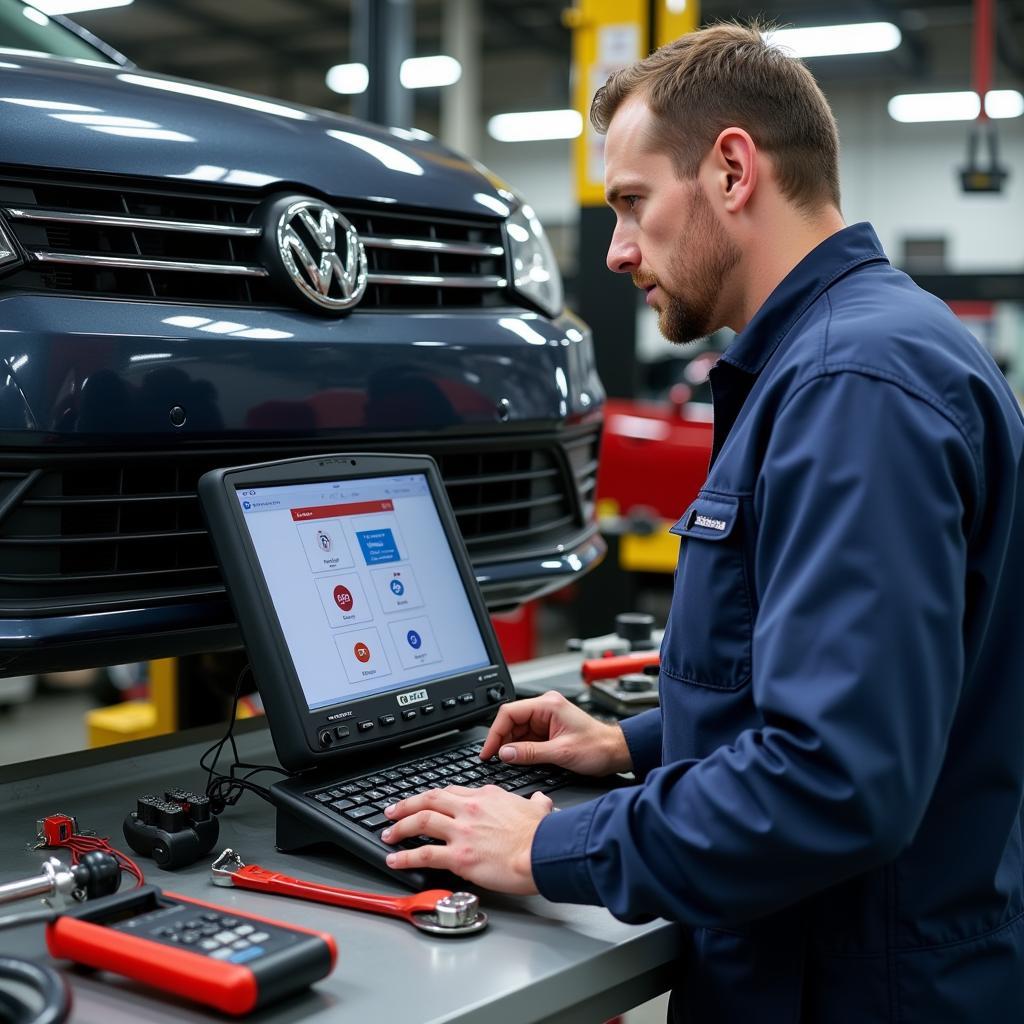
210 849 487 936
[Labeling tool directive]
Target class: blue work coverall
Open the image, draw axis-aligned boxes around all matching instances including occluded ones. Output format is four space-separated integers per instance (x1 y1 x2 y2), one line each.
532 223 1024 1021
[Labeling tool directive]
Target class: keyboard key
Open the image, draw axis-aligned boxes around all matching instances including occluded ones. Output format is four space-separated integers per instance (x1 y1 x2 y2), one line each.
361 813 391 831
344 805 379 821
330 799 354 813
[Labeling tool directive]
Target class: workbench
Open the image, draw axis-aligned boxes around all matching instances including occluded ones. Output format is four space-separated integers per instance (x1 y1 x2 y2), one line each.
0 654 680 1024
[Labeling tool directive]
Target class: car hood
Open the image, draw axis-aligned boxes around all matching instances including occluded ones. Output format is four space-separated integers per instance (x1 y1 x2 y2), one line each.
0 55 511 218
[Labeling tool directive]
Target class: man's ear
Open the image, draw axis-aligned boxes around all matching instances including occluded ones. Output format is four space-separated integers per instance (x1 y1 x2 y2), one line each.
708 127 757 213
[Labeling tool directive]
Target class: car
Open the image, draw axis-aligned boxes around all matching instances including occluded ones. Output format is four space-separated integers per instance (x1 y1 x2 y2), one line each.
0 0 604 675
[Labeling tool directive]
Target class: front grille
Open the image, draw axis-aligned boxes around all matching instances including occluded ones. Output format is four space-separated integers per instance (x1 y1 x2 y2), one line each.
0 169 508 310
0 425 600 610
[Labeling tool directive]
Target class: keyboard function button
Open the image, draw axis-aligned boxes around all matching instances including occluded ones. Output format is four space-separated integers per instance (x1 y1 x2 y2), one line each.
401 709 417 721
357 720 374 733
458 693 475 704
379 714 396 726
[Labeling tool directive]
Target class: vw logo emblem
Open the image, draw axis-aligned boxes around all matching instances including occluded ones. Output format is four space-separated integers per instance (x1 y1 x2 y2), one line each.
261 195 367 313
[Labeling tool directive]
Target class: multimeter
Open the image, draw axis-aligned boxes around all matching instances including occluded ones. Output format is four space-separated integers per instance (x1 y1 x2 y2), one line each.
46 883 337 1015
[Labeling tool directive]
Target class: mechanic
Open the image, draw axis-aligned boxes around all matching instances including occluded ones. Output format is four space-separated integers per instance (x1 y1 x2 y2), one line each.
381 22 1024 1022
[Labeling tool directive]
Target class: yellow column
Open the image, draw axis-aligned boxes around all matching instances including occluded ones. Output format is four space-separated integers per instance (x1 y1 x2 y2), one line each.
86 659 178 747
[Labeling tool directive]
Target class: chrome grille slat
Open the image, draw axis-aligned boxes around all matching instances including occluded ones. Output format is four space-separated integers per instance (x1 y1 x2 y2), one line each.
4 207 262 237
29 250 269 276
367 272 506 289
362 235 503 257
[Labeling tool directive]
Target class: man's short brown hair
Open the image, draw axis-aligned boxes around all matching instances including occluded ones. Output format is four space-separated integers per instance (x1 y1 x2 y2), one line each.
591 22 841 212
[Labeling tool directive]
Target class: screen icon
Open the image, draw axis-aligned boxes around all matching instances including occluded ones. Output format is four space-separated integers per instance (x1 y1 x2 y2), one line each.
317 529 333 553
354 641 371 663
388 617 441 670
390 579 405 597
243 500 251 510
317 573 371 627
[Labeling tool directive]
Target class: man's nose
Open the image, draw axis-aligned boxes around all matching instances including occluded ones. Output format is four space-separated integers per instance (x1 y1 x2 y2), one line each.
606 230 640 274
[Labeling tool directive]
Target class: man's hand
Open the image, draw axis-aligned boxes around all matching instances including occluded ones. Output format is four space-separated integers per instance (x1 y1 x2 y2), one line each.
479 690 633 776
381 785 552 894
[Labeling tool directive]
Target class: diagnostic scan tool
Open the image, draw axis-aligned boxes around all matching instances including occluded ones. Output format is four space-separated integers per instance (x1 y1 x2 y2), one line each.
199 454 528 886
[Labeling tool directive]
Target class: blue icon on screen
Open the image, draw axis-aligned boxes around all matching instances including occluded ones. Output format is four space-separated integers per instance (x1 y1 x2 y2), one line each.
242 501 251 510
406 630 422 650
390 579 405 597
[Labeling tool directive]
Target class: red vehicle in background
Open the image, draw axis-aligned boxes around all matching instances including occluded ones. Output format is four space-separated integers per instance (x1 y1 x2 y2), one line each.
596 349 718 524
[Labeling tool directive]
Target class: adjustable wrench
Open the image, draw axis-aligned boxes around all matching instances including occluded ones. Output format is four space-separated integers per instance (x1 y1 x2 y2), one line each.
211 849 487 936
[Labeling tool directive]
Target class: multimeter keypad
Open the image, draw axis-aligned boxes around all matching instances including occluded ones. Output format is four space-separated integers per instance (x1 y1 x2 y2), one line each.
112 902 290 964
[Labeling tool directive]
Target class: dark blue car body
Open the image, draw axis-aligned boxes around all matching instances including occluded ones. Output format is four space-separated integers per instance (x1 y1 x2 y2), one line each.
0 7 604 674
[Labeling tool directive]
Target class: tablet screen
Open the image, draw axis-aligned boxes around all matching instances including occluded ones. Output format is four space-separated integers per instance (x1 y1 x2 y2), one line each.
236 473 491 711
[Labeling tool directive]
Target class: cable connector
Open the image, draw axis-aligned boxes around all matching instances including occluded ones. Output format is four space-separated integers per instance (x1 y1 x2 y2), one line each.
33 813 90 850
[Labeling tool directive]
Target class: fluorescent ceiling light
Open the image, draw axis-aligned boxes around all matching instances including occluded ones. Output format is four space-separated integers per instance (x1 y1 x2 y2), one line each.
888 89 1024 123
28 0 133 14
487 109 583 142
400 55 461 89
326 62 368 95
328 57 461 94
986 90 1024 118
765 22 901 58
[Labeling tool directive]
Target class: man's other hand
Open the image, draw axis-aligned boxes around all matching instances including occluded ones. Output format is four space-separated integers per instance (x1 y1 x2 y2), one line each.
479 690 633 776
382 785 552 893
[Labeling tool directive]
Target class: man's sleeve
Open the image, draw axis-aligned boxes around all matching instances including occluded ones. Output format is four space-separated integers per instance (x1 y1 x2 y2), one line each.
618 707 662 780
532 371 977 925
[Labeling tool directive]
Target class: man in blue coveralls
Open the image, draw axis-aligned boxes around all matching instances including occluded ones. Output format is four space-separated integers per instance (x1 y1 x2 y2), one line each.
382 22 1024 1021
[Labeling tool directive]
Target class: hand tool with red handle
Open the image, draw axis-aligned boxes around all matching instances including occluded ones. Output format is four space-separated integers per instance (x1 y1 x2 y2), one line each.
211 848 487 936
580 650 660 684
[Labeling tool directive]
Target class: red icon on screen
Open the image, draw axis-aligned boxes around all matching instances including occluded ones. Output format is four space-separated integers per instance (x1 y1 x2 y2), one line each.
333 585 354 612
354 642 371 663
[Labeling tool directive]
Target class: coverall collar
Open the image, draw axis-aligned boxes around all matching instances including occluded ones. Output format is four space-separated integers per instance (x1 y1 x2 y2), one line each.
721 221 889 377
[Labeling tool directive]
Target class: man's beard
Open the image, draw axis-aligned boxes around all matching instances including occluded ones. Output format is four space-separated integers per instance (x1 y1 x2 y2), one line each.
639 186 740 346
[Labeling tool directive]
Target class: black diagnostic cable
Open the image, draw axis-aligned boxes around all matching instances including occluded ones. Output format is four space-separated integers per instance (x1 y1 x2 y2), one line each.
0 956 69 1024
201 664 291 815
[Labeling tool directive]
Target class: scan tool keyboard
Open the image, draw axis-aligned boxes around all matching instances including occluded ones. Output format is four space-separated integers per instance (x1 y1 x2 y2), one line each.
306 740 571 849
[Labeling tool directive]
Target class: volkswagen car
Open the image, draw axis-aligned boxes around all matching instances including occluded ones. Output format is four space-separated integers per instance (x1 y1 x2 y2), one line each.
0 0 604 674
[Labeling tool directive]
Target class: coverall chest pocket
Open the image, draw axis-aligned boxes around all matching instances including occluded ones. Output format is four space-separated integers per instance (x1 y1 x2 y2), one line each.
663 492 754 691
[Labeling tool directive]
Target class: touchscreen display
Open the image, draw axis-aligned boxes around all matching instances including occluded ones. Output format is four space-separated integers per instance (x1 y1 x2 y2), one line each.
237 473 491 711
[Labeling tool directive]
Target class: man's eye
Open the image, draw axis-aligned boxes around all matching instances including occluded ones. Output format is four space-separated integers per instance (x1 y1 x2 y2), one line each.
625 195 640 210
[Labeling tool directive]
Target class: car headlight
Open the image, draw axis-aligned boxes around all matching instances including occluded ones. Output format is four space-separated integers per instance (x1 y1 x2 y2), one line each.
505 201 563 318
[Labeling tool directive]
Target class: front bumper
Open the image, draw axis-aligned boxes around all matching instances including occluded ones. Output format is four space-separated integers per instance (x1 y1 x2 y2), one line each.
0 296 605 673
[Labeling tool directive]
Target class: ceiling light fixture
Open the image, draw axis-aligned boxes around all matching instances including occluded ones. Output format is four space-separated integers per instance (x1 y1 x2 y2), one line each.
27 0 133 14
325 63 369 96
487 109 583 143
888 89 1024 123
400 55 461 89
764 22 901 59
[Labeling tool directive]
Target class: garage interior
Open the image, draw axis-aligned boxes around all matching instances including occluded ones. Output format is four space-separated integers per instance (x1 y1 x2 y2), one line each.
0 1 1021 1021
